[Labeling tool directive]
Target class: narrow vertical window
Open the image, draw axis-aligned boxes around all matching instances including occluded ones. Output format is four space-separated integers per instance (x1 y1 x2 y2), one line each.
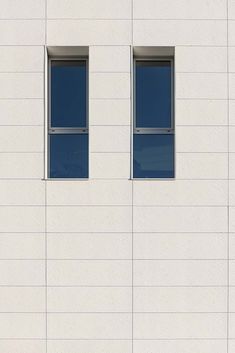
48 59 88 178
133 59 174 178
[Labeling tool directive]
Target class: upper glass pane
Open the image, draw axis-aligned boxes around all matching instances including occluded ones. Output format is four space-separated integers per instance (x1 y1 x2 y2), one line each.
135 60 172 128
51 60 87 128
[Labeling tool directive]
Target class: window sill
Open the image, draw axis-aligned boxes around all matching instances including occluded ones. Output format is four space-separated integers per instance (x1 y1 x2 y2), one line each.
41 178 89 181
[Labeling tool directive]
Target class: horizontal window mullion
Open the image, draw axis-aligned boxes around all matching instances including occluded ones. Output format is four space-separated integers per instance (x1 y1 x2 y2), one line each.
49 128 88 134
49 124 88 129
134 128 174 134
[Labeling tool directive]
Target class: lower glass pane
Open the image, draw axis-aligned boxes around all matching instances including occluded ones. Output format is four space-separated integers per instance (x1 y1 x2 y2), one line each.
133 134 174 178
49 134 88 178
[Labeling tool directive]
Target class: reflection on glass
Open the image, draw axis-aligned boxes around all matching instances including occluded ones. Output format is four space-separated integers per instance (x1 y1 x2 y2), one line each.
50 134 88 178
134 134 174 178
51 60 87 128
136 61 172 128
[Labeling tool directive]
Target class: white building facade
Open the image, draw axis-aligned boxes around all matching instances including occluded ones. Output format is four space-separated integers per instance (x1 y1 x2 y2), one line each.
0 0 235 352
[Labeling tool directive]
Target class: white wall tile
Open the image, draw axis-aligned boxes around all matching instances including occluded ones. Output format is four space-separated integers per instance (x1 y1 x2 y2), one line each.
176 153 228 179
229 74 235 99
48 287 132 312
133 233 227 259
229 21 235 45
228 287 235 311
0 234 44 259
229 340 235 352
0 99 43 126
133 20 226 46
229 208 235 232
177 126 227 152
47 233 131 259
176 73 227 99
0 180 44 205
133 0 227 19
47 260 131 286
90 73 130 99
0 260 44 285
229 100 235 125
230 153 235 178
134 206 227 233
47 20 131 45
229 181 235 205
47 180 131 205
229 0 235 18
47 340 131 353
47 0 131 19
176 99 227 126
0 20 45 45
48 313 132 339
133 340 227 353
90 99 130 126
134 313 226 339
133 180 227 206
175 46 227 73
229 233 235 258
0 153 43 179
0 126 43 152
0 46 44 72
90 153 130 179
47 206 131 232
134 287 227 312
0 207 44 232
0 287 45 312
0 73 43 99
228 260 235 284
90 126 130 152
134 260 226 286
90 46 130 72
1 0 45 18
0 340 45 353
229 314 235 338
228 47 235 72
0 314 45 339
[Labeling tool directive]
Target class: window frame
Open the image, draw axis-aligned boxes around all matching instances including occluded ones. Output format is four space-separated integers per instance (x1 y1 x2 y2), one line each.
133 56 175 179
48 56 89 179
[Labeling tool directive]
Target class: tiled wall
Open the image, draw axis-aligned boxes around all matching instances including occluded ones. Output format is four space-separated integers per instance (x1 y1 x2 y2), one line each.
0 0 234 352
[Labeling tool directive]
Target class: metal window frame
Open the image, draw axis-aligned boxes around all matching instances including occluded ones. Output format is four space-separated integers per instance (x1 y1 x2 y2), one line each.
133 57 174 135
48 57 89 179
48 57 89 134
132 56 175 179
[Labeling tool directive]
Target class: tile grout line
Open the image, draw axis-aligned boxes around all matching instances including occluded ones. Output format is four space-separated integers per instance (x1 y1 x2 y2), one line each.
0 285 233 288
44 1 48 352
131 1 134 351
0 338 232 341
0 44 235 48
227 1 230 352
132 180 134 352
0 17 232 21
0 337 235 342
0 231 230 234
0 311 232 314
0 258 232 261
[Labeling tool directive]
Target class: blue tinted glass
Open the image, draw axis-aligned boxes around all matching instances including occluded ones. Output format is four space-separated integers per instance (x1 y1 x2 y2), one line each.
50 134 88 178
133 134 174 178
136 61 172 128
51 61 87 128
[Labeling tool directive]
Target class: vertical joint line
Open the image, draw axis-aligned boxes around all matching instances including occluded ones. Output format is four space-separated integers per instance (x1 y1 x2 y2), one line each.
131 2 134 353
44 2 48 352
227 0 230 352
